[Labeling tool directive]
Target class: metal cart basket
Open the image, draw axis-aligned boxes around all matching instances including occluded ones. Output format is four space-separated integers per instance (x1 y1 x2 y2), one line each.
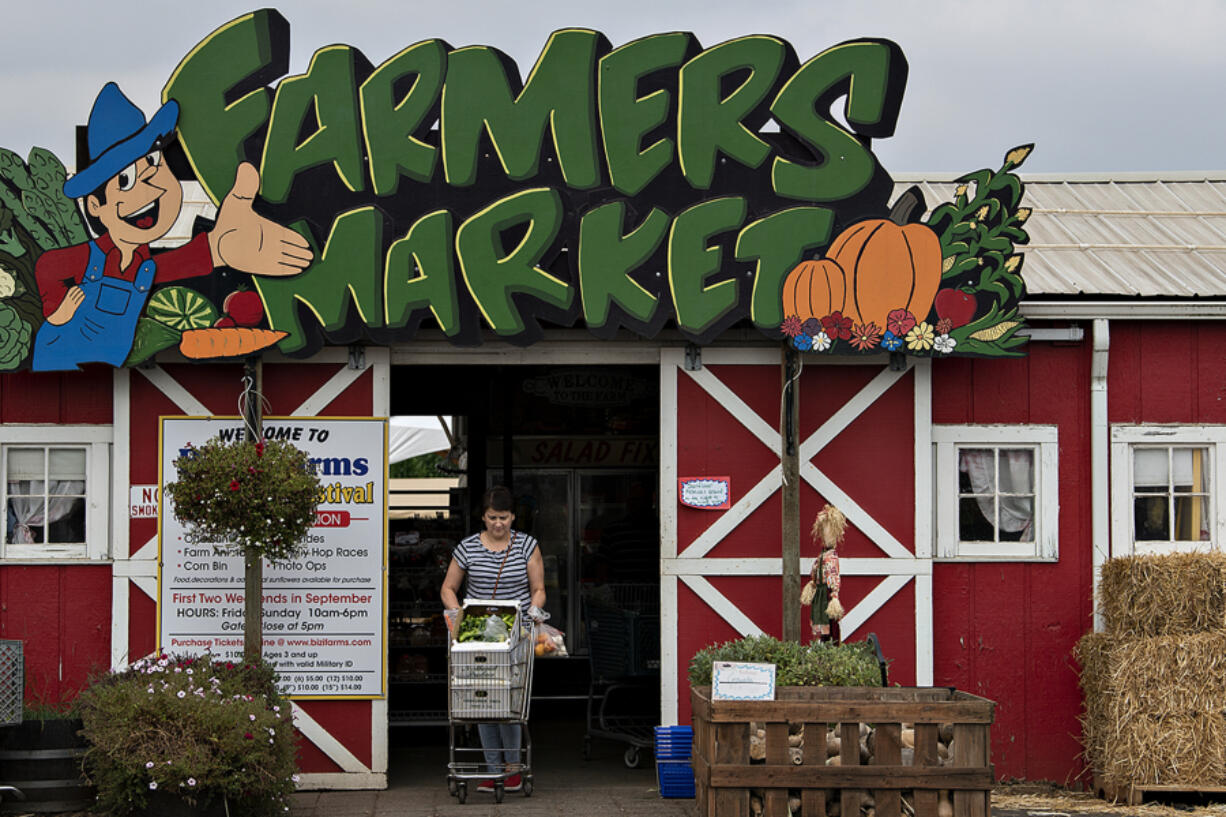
446 602 536 804
581 583 660 768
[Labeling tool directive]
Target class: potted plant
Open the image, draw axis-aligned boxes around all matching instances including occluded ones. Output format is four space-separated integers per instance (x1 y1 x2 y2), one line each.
76 654 297 816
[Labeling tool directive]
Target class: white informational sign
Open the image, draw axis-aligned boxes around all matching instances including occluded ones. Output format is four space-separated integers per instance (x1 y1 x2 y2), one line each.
712 661 776 701
130 485 160 518
159 417 387 699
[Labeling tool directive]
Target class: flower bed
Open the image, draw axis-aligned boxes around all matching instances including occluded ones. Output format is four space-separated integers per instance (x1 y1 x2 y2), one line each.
76 654 297 816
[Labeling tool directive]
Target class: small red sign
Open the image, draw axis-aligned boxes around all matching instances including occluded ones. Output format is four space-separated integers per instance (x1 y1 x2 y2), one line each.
314 510 351 527
678 477 731 510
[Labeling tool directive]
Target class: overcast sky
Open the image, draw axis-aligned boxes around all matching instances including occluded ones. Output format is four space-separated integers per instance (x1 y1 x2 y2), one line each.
2 0 1223 176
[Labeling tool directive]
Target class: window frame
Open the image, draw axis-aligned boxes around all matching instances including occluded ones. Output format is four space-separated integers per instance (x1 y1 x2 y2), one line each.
933 424 1059 562
1 425 112 561
1110 425 1226 556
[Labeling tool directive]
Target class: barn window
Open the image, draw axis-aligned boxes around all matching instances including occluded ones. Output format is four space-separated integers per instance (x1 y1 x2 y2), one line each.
933 425 1059 560
1111 427 1224 555
1 427 111 561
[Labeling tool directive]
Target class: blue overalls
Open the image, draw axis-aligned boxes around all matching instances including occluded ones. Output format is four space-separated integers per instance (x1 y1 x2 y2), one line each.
32 241 156 371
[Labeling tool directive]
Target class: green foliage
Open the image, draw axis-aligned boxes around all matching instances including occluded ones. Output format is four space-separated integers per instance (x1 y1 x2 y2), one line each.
0 300 32 370
77 654 297 816
687 634 885 688
124 318 183 366
926 144 1034 357
164 436 320 562
389 452 447 478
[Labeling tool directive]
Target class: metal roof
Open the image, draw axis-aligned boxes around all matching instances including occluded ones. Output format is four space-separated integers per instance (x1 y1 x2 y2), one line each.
169 176 1226 300
894 174 1226 298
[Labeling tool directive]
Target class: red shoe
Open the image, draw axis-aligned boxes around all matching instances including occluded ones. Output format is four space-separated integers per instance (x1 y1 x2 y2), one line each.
504 773 523 792
476 779 496 793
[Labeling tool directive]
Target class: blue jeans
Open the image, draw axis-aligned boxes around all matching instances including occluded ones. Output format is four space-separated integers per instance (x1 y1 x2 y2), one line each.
477 723 521 774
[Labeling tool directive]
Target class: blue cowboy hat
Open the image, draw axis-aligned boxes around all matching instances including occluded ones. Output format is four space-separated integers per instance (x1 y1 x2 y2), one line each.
63 83 179 199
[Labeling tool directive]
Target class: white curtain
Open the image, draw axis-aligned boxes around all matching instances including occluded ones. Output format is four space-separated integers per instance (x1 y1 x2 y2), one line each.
960 449 1034 540
7 480 84 543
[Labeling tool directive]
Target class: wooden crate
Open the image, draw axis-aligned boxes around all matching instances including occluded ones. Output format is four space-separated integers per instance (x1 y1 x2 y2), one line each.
691 686 995 817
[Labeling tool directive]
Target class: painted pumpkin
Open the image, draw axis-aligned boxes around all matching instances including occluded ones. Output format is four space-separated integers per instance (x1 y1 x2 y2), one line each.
827 220 942 330
781 259 846 323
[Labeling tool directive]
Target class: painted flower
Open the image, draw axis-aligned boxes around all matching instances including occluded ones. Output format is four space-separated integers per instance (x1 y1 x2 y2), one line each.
821 311 853 341
0 268 15 299
800 317 822 337
935 317 953 336
791 333 813 351
934 334 957 354
882 331 903 352
849 322 881 352
905 322 936 351
812 331 833 352
229 480 240 491
886 309 917 338
780 315 803 338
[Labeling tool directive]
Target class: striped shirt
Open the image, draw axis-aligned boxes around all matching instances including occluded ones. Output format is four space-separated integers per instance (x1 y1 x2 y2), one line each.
453 530 538 615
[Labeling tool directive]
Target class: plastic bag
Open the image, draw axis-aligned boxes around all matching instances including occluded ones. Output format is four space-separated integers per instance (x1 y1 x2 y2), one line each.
533 623 567 657
443 607 460 634
482 614 510 643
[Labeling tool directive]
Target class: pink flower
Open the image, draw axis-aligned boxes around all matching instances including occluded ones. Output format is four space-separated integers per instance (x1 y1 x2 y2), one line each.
245 732 253 740
780 315 803 338
886 309 917 337
821 311 853 341
229 480 240 491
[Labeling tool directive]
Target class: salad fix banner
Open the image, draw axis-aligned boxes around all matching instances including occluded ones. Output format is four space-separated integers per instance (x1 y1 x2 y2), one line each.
0 9 1033 371
158 416 388 699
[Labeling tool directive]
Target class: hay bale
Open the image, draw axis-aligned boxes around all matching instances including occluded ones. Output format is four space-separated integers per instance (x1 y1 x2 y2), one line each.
1099 553 1226 637
1076 631 1226 788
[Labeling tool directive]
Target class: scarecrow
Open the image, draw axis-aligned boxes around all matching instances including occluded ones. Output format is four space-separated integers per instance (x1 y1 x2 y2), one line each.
801 504 846 641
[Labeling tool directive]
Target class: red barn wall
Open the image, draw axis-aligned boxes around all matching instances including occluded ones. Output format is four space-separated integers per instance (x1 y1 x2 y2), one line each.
932 341 1093 783
0 366 113 705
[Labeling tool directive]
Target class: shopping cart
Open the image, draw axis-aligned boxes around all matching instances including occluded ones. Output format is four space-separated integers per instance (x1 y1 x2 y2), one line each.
446 601 536 804
581 583 660 768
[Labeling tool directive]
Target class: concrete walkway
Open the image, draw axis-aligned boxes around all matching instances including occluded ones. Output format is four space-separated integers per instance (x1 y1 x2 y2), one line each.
290 718 693 817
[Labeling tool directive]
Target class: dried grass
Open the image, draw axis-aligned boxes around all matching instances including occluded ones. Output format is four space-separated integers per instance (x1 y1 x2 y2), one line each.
994 787 1226 816
1074 555 1226 802
1099 553 1226 637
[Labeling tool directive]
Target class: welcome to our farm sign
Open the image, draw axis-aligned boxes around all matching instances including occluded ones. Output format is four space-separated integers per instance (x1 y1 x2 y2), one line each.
0 9 1032 371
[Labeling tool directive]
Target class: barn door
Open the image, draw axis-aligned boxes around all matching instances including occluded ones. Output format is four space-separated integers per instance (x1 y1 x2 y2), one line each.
660 348 932 723
110 348 390 789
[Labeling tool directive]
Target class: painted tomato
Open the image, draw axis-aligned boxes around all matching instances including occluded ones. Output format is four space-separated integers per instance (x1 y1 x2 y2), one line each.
213 316 237 328
223 290 264 327
934 289 977 328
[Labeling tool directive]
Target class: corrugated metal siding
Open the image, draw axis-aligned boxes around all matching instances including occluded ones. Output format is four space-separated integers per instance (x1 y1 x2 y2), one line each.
894 174 1226 297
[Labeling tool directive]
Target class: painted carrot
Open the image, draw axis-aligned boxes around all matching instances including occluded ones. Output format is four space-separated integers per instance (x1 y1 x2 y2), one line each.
178 328 288 359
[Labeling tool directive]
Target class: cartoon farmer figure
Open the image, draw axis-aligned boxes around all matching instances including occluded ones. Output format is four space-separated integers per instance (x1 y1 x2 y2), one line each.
32 83 312 371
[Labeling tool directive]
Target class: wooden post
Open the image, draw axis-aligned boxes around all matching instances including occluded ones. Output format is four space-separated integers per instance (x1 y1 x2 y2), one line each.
243 357 264 663
781 346 801 642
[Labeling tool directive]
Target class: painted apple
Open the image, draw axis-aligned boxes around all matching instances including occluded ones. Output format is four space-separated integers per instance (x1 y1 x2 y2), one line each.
934 289 977 328
223 290 264 327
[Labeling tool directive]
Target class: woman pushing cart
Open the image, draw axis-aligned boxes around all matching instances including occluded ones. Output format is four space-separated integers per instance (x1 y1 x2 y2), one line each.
441 486 549 803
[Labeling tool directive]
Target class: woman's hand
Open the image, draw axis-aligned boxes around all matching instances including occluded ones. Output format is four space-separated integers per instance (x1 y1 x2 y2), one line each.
440 558 465 611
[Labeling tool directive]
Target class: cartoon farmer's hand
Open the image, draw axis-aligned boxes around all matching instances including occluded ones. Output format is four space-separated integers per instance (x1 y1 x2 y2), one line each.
47 286 86 326
208 163 313 276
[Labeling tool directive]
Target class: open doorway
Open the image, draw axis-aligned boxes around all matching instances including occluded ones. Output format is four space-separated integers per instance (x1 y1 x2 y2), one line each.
386 364 662 773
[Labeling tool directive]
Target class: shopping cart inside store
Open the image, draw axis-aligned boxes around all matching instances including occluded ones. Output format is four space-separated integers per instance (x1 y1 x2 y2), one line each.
581 583 660 768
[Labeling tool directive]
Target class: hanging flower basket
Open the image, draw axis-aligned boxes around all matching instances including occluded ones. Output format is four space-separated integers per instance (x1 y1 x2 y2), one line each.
164 435 320 563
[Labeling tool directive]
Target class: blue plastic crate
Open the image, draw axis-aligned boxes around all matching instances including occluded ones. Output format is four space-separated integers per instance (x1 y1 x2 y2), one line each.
656 759 695 798
653 725 693 760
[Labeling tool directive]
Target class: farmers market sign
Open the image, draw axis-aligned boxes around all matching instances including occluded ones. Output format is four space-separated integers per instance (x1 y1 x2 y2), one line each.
0 9 1033 372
